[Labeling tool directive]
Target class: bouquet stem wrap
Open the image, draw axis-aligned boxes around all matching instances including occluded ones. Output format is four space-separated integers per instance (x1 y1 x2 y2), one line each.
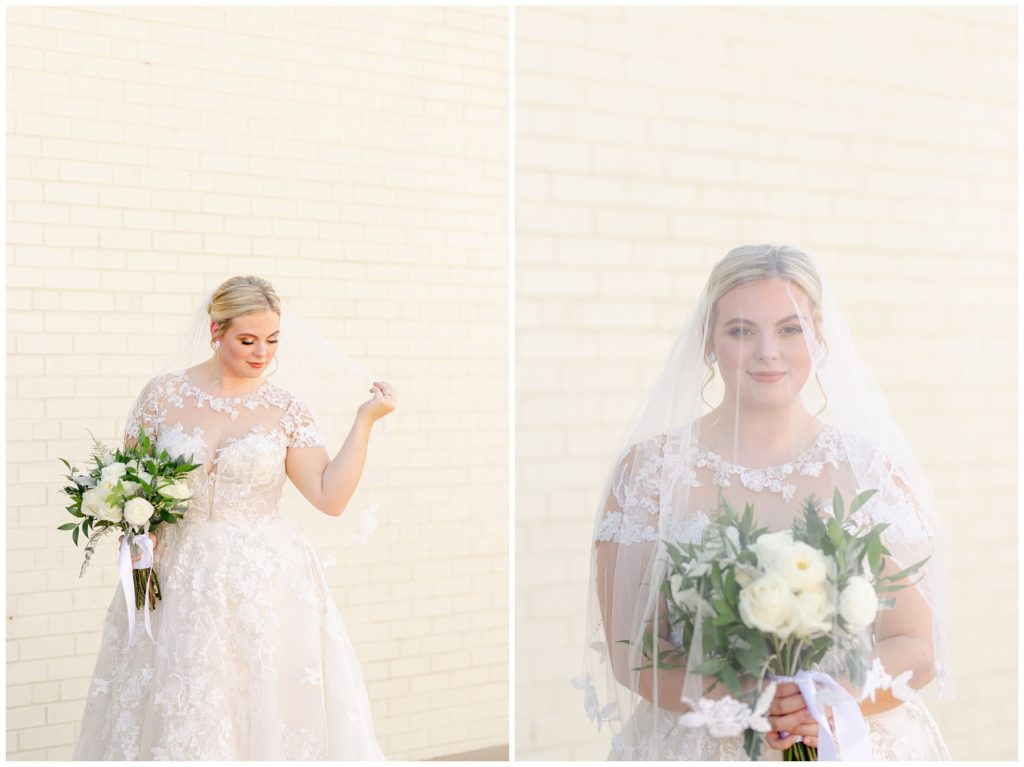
770 670 871 761
117 534 156 645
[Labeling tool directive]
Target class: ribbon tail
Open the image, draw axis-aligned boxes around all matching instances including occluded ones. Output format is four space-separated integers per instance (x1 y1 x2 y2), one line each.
117 535 136 646
794 675 839 760
811 672 873 760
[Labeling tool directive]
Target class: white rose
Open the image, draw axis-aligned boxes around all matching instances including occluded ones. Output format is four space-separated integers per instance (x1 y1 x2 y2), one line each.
80 487 106 517
738 573 799 638
136 469 153 487
99 461 127 491
123 497 154 528
839 576 879 632
86 489 122 523
161 480 192 502
771 541 828 592
751 530 794 569
794 585 835 638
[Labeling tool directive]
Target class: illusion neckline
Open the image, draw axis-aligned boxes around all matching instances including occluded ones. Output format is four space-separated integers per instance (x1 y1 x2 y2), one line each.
180 368 272 402
691 425 834 473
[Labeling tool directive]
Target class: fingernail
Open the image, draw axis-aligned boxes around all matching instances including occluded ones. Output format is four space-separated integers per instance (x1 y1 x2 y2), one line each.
793 736 803 744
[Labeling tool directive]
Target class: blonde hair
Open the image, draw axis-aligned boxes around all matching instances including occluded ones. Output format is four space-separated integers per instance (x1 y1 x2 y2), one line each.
703 244 823 343
700 244 826 410
208 275 281 343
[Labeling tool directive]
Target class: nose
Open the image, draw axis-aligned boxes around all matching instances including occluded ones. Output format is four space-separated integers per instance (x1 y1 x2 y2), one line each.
755 336 780 361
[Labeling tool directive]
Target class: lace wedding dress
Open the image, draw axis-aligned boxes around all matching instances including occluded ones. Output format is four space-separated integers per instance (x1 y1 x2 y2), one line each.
72 370 384 760
593 425 950 761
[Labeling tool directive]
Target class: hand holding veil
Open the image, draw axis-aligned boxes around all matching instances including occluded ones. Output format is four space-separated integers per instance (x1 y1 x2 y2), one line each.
579 245 952 760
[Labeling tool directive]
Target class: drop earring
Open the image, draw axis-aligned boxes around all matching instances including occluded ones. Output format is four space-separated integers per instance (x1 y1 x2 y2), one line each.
212 340 221 350
708 351 717 364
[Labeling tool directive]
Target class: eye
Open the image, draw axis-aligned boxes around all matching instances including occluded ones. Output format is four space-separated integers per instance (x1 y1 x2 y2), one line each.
780 325 803 335
729 327 752 337
241 340 254 345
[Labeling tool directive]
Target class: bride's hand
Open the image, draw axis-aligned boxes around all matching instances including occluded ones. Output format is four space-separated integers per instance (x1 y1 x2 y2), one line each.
118 532 158 565
765 682 831 751
357 380 397 423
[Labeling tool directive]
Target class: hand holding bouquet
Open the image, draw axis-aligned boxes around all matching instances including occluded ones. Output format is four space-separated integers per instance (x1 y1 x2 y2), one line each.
59 428 199 640
643 489 928 760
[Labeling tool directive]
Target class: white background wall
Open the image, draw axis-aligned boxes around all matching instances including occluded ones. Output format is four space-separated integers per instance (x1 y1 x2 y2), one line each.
6 6 507 759
516 6 1016 760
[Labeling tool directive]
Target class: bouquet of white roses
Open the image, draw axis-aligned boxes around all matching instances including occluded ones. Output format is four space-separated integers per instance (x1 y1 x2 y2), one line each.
638 490 928 761
59 428 199 639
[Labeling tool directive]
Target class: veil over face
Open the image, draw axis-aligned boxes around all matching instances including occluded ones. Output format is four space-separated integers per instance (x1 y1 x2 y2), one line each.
580 244 952 759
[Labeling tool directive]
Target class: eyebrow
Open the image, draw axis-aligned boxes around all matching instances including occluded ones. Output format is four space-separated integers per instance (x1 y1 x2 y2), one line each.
724 314 802 326
236 331 280 337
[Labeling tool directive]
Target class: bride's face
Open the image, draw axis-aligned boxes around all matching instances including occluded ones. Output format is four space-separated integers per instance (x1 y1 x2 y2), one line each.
709 277 815 411
213 310 280 379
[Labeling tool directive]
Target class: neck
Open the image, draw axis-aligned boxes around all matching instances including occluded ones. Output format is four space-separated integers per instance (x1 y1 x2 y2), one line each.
703 400 817 464
191 357 264 397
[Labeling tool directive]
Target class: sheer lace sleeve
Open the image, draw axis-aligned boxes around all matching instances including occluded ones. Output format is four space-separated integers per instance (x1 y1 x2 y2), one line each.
844 436 931 553
282 396 326 449
594 437 665 546
125 374 169 443
843 438 939 694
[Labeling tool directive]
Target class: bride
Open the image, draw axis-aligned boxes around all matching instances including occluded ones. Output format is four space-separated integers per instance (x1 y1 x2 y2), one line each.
73 275 395 760
581 245 952 760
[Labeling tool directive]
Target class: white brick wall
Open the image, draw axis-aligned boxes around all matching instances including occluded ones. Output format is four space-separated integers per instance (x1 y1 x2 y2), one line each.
7 7 507 759
516 7 1015 760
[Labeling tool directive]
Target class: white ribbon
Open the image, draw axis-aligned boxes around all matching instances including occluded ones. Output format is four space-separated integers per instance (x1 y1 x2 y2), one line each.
770 669 872 761
117 533 155 645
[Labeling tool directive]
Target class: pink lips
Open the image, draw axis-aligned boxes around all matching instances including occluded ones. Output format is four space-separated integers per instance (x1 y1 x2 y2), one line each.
749 371 785 383
247 362 264 369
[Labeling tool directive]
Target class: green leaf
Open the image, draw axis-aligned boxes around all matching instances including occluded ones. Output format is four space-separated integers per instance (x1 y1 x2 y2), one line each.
867 537 883 573
832 488 844 523
58 522 78 531
803 496 825 539
747 632 769 658
720 664 741 695
878 556 931 585
744 728 762 761
641 631 654 659
72 526 80 546
723 568 738 603
689 658 723 675
734 647 762 677
849 489 877 517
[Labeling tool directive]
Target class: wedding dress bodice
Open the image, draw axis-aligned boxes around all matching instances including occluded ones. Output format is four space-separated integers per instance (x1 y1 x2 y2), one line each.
127 371 325 525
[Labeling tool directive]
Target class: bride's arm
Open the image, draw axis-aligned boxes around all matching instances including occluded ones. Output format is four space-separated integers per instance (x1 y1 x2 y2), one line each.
286 383 395 517
855 555 935 716
595 538 693 713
